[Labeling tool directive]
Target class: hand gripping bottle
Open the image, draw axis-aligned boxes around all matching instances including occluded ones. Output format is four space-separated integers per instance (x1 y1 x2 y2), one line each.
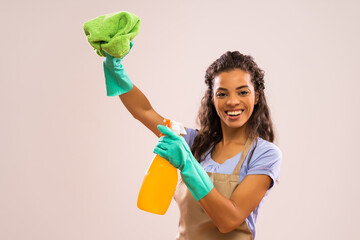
137 119 187 215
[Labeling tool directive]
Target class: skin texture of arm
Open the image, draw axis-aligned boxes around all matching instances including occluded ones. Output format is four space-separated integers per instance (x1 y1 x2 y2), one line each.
199 174 272 233
119 84 164 137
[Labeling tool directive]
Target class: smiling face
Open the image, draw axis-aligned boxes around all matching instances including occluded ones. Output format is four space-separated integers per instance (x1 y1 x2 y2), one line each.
212 68 259 131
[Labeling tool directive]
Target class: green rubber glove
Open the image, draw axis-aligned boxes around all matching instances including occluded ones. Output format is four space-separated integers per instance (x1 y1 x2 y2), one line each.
103 41 134 96
153 125 214 201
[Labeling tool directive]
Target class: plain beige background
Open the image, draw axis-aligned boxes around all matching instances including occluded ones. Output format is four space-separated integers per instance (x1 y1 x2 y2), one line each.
1 0 359 239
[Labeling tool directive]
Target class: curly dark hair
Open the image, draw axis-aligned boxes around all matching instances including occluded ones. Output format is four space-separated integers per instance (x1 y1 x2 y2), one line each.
191 51 275 163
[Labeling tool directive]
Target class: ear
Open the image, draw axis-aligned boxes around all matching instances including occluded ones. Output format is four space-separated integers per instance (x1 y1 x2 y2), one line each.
255 92 259 105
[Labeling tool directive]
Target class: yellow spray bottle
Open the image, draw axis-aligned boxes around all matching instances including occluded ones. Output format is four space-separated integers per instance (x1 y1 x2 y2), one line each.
137 119 186 215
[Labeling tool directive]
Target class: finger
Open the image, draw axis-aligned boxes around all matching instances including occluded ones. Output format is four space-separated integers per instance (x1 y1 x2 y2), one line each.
153 147 168 159
155 141 168 150
157 125 178 138
158 136 174 145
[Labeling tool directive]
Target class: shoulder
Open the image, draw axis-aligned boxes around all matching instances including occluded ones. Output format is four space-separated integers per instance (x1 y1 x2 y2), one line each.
252 138 282 161
246 138 282 188
184 127 199 148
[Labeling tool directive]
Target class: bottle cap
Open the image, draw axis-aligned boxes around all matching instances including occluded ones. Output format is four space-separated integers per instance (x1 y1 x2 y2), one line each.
161 118 187 136
169 120 187 135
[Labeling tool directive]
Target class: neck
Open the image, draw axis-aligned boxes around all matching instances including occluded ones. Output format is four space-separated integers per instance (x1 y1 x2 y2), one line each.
220 122 249 146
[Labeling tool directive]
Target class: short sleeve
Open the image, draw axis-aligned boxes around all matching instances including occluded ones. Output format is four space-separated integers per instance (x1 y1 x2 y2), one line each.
247 142 282 190
183 127 199 148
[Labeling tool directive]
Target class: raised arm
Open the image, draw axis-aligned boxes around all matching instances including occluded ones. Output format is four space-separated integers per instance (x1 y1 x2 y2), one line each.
119 84 164 137
103 42 164 137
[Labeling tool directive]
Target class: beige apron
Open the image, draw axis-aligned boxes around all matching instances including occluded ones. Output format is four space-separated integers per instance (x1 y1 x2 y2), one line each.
174 137 255 240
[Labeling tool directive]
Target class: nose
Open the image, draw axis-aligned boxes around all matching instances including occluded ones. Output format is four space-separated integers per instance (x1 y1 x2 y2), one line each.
226 94 240 106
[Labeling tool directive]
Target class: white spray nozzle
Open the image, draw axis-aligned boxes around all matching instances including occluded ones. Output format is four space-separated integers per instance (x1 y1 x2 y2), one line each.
170 120 187 136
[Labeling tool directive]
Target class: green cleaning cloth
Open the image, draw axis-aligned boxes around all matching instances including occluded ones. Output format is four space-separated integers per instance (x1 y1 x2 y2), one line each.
83 11 140 58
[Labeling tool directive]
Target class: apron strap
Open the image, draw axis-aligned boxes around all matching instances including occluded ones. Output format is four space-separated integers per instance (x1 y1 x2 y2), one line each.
231 137 255 176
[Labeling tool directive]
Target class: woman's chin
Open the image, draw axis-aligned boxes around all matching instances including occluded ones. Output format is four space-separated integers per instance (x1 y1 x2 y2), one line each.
222 119 247 129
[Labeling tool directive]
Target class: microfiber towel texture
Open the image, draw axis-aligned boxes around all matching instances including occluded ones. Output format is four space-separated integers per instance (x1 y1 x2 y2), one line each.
83 11 140 58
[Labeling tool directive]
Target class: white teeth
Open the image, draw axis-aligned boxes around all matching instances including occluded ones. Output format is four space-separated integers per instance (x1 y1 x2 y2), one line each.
227 110 243 116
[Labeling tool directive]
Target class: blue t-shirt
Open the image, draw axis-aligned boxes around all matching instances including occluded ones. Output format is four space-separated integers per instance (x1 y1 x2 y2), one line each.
183 127 282 239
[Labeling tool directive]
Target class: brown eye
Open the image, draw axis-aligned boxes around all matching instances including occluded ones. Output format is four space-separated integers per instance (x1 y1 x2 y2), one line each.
216 92 226 97
238 91 249 96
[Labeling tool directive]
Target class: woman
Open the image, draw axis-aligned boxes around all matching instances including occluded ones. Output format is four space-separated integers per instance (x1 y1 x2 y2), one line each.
103 43 282 239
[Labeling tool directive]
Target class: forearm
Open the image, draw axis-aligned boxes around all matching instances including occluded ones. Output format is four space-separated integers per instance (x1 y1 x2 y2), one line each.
119 84 153 119
100 41 164 135
119 84 164 136
199 174 272 234
199 188 244 233
153 126 243 232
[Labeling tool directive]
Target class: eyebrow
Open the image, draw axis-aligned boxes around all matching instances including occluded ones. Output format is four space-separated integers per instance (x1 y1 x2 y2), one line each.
216 85 249 91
